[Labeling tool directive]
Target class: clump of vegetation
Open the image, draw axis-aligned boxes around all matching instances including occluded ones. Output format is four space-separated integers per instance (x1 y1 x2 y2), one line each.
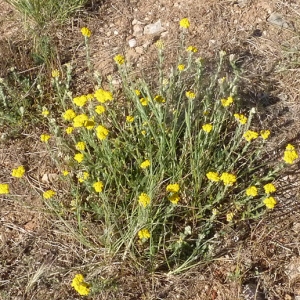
1 18 298 296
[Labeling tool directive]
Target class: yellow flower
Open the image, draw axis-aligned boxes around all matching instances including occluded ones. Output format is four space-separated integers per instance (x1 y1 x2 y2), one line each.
264 183 276 194
245 186 258 197
141 130 146 136
166 183 180 193
202 123 213 133
63 109 76 121
66 127 74 134
138 228 151 240
263 196 277 209
93 181 104 192
179 18 190 29
155 40 164 49
73 114 88 128
186 46 198 53
0 183 9 194
114 54 125 65
96 125 109 140
221 96 234 107
126 115 134 123
62 170 69 176
74 153 84 163
220 172 237 186
95 105 106 114
86 93 94 100
81 27 91 38
140 160 150 169
260 130 270 140
168 193 180 204
234 113 247 125
212 208 218 215
186 91 196 99
43 190 56 199
283 144 298 164
140 97 149 106
78 172 89 183
71 274 90 296
243 130 259 142
226 212 234 222
11 166 25 178
85 118 95 130
135 89 141 96
138 193 151 208
154 95 165 103
94 89 113 103
51 69 60 78
40 134 50 143
42 109 49 117
177 64 185 71
73 95 88 107
206 172 220 182
75 141 86 151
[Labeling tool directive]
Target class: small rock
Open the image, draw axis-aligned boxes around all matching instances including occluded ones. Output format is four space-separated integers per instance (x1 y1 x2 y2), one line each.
133 24 143 36
128 38 137 48
114 30 118 35
144 20 163 35
267 13 290 29
135 46 143 54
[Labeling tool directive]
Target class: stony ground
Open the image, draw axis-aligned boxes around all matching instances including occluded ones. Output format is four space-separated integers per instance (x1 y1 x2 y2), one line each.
1 0 300 299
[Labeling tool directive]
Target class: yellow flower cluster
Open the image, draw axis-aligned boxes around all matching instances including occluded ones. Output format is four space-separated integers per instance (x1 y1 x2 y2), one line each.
43 190 56 199
186 46 198 53
78 172 89 183
140 98 149 106
186 91 196 99
140 159 151 169
93 181 104 192
243 130 258 142
0 183 9 194
40 134 50 143
126 116 134 123
234 113 247 125
96 125 109 140
51 69 60 78
154 95 165 103
63 109 76 121
202 123 213 133
75 141 86 151
264 183 276 194
73 95 88 107
260 130 270 140
263 197 277 209
95 105 106 114
283 144 298 164
81 27 91 38
73 114 88 128
245 186 258 197
94 89 113 103
177 64 185 71
221 96 234 107
206 172 220 182
42 109 50 117
206 172 236 186
138 193 151 208
12 166 25 178
179 18 190 29
71 274 90 296
138 228 151 240
166 183 180 204
74 153 84 163
114 54 125 65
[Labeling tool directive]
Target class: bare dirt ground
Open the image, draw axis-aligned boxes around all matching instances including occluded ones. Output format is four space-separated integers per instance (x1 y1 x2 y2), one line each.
1 0 300 299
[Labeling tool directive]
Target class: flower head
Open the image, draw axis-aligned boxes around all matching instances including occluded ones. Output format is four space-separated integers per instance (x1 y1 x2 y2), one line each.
155 40 164 49
95 105 106 114
186 91 196 99
243 130 259 142
221 96 234 107
260 130 270 140
140 160 150 169
245 186 258 197
71 274 90 296
73 95 88 107
154 95 165 103
43 190 56 199
42 109 49 117
81 27 91 38
220 172 236 186
226 212 234 222
93 181 104 193
12 166 25 178
206 172 220 182
166 183 180 193
94 89 113 103
63 109 76 121
75 141 86 151
74 153 84 163
66 127 74 134
40 134 50 143
283 144 298 164
138 228 151 240
138 193 151 208
73 114 89 128
177 64 185 71
126 115 134 123
168 193 180 205
186 46 198 53
135 89 141 96
263 196 277 209
51 69 60 78
62 170 69 176
96 125 109 140
234 113 247 125
202 123 213 133
114 54 125 65
0 183 9 194
264 183 276 194
140 97 149 106
179 18 190 29
78 172 89 183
